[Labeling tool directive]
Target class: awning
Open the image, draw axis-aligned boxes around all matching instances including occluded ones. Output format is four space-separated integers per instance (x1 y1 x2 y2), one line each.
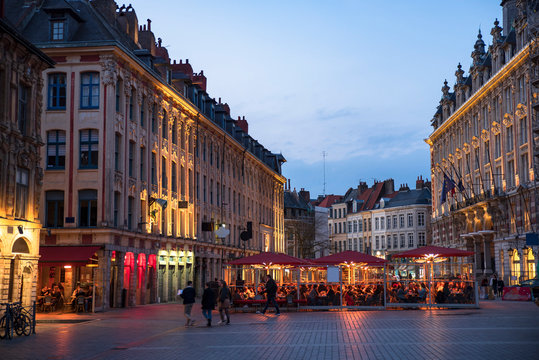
392 245 474 258
39 246 102 267
312 250 387 266
227 252 312 267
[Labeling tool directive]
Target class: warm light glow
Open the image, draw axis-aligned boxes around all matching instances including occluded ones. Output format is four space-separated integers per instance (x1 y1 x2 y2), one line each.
64 265 71 269
414 253 448 264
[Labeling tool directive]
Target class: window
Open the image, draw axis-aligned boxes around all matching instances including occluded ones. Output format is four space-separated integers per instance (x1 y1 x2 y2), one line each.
129 88 134 121
507 160 515 188
484 141 490 164
375 218 379 230
393 235 398 249
358 219 363 232
387 217 391 230
393 215 397 228
474 147 480 170
18 84 29 135
418 232 426 246
338 222 342 234
400 234 405 248
407 213 413 227
399 214 405 228
151 104 157 133
380 217 385 230
140 147 145 179
368 218 371 231
79 129 99 169
375 236 379 249
47 130 66 169
180 165 185 196
348 221 352 233
388 237 392 249
50 20 65 41
504 87 512 113
151 153 157 185
45 191 64 228
417 212 425 227
80 72 99 109
519 117 528 145
113 191 120 227
171 209 176 236
115 79 122 112
114 133 121 171
162 110 168 139
127 196 134 230
520 154 529 183
128 141 135 177
408 233 414 248
140 96 145 127
353 220 357 232
79 189 97 227
506 126 514 152
172 118 177 145
162 157 167 189
518 76 526 104
171 162 177 192
48 73 66 109
494 134 501 158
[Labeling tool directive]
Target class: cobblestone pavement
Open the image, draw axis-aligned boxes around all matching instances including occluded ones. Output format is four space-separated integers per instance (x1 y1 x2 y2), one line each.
1 301 538 360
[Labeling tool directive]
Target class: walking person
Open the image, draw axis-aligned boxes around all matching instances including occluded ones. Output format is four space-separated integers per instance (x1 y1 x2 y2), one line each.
180 280 196 327
257 274 280 315
202 282 216 327
217 280 231 325
489 273 498 299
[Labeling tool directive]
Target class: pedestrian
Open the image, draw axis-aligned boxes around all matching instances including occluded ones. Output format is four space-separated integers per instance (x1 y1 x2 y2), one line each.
497 277 505 298
217 280 231 325
489 273 498 299
201 282 216 327
257 274 280 315
180 280 196 327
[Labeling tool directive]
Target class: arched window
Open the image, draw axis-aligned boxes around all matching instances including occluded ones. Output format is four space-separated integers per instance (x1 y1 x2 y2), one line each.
12 238 30 254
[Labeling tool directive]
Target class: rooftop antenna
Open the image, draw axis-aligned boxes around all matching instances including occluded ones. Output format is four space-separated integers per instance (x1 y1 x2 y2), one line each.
322 151 327 196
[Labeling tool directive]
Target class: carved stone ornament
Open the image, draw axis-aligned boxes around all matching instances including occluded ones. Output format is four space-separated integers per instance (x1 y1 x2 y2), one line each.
129 179 136 197
455 148 462 159
481 129 490 142
140 133 146 148
515 103 527 119
502 113 513 127
140 188 147 201
462 143 470 154
491 121 501 135
100 55 117 86
471 136 479 148
115 113 124 133
114 172 123 191
448 153 454 163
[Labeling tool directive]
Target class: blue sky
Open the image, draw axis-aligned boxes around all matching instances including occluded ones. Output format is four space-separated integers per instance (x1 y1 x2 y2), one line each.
129 0 500 197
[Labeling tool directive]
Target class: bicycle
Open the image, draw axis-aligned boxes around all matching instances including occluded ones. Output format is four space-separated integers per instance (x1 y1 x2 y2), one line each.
0 302 13 339
11 302 32 336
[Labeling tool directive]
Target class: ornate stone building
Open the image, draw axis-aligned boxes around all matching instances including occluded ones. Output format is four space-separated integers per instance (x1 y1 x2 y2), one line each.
0 15 54 305
6 0 285 309
427 0 538 285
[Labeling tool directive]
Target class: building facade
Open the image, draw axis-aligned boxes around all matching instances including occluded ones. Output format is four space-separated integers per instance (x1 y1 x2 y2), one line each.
7 0 285 309
0 15 54 305
427 0 538 284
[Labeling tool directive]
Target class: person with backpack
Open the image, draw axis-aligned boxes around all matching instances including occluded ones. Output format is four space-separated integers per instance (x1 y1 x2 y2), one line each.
180 281 196 327
257 274 280 315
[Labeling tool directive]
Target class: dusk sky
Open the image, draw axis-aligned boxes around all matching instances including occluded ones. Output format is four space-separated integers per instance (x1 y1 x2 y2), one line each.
129 0 500 197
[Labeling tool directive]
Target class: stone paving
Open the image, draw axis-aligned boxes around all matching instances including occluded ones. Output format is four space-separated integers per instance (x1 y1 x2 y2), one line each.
1 301 538 360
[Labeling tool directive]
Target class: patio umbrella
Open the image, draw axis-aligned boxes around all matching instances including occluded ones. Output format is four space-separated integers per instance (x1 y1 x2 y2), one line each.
227 252 312 267
392 245 474 261
312 250 387 266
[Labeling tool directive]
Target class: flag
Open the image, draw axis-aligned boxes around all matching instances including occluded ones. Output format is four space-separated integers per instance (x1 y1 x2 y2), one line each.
440 173 456 204
457 179 465 192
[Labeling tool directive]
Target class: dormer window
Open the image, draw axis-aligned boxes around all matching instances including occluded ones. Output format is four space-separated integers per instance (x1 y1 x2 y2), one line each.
50 17 65 41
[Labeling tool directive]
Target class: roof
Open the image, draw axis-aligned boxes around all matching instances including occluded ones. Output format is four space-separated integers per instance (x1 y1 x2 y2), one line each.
385 188 431 208
284 190 311 211
313 251 387 266
392 246 474 258
227 252 312 266
356 182 385 211
317 195 343 208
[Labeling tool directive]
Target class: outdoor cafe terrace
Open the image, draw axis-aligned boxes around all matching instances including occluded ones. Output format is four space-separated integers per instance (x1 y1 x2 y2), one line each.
224 247 478 311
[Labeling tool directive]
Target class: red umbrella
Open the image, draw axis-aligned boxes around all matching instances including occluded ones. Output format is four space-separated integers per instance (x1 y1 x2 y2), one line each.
227 252 312 267
312 250 387 266
392 245 474 258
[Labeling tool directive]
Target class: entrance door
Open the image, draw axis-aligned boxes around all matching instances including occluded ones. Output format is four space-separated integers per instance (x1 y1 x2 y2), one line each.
168 265 175 302
158 265 166 303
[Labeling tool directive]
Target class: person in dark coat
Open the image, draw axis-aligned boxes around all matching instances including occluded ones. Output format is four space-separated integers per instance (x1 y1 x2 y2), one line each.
218 280 232 325
201 282 216 327
258 274 280 315
180 281 196 327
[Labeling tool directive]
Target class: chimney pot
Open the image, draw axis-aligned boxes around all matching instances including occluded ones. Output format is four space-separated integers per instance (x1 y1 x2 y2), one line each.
186 59 189 64
219 97 221 103
243 116 245 120
147 19 151 31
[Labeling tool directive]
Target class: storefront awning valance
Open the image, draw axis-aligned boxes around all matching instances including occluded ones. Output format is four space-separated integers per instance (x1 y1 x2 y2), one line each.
313 250 387 266
392 245 474 258
227 252 312 267
39 246 102 265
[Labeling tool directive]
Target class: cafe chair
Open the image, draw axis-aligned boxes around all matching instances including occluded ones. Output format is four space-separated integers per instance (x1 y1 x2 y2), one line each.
43 296 55 312
75 296 86 313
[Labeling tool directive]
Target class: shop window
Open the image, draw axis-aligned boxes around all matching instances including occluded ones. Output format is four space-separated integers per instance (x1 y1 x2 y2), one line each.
511 251 521 285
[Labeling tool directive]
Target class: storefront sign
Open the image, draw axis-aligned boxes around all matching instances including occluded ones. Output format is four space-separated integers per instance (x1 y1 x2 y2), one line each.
502 286 531 301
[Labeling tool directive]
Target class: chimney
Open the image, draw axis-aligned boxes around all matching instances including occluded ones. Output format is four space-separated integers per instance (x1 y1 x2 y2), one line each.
288 179 291 190
147 19 151 31
358 182 368 193
299 189 311 203
416 175 425 189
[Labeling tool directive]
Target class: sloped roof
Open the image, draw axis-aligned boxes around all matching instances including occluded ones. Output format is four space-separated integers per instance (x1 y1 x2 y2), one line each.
317 195 342 208
385 188 431 208
284 190 311 210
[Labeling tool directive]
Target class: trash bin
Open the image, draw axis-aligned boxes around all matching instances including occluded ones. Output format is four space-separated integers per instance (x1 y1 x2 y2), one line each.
121 288 127 308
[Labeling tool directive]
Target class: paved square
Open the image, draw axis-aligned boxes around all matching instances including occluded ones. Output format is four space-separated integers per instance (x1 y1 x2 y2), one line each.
1 301 538 360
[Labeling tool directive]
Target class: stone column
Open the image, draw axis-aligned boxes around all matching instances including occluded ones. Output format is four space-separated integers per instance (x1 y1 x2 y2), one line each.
129 253 137 306
98 249 112 310
115 251 125 308
482 237 493 275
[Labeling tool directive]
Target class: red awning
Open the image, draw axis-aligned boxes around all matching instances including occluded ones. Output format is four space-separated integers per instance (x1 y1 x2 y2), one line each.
392 245 474 258
228 252 312 266
312 250 387 266
39 246 102 266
